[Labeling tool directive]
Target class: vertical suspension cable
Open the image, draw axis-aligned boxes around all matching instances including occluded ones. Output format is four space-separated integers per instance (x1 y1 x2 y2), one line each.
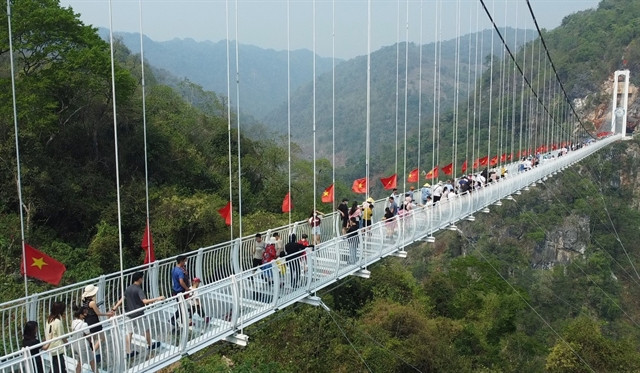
486 0 494 166
431 0 438 178
6 0 28 297
527 35 536 155
365 0 371 198
234 0 243 237
497 1 507 169
452 0 461 179
402 0 409 193
518 27 527 161
500 1 508 168
534 38 542 152
416 0 423 184
312 0 317 216
473 7 485 174
472 2 480 176
107 0 126 318
137 0 152 263
510 4 519 164
395 0 400 177
225 0 234 239
287 0 292 225
436 0 442 171
331 0 336 212
464 3 473 174
541 58 548 152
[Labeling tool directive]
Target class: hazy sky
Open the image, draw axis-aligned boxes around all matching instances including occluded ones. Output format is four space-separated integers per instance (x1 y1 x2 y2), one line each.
59 0 600 59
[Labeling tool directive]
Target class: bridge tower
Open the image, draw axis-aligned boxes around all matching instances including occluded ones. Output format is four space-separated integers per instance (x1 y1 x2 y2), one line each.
612 70 631 138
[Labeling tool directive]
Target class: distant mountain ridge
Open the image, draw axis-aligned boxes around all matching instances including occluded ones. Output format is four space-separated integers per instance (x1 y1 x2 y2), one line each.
102 27 533 172
100 28 340 120
264 28 535 169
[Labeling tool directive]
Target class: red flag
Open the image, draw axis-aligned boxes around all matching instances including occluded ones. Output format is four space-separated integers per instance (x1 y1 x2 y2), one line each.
500 153 507 162
425 167 439 179
141 222 156 264
407 168 419 183
441 163 453 175
479 156 489 166
473 158 480 169
352 178 368 194
461 160 468 173
490 155 499 166
507 153 513 161
20 244 66 285
282 192 293 213
379 174 397 190
218 201 232 226
321 184 334 203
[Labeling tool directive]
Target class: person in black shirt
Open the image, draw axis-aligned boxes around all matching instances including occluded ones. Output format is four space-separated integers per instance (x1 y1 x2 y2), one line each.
337 199 350 235
282 233 307 287
346 218 360 264
23 321 44 373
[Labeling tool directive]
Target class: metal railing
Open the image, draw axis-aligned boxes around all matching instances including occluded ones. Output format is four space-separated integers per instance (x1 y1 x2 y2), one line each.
0 135 618 372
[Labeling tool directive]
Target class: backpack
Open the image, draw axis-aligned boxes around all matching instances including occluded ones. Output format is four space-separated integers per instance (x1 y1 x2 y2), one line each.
262 244 277 264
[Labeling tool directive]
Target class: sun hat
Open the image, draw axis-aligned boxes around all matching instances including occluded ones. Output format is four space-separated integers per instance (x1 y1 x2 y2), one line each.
82 284 99 299
366 197 374 203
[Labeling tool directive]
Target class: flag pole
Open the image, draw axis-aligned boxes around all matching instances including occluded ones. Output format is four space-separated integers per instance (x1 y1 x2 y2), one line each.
6 0 29 297
138 0 153 265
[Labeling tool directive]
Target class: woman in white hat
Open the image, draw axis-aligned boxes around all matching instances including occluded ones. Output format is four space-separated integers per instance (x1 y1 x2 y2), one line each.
81 285 115 360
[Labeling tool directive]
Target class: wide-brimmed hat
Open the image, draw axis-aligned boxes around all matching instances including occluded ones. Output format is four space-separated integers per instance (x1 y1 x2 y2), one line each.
423 183 430 187
82 284 99 299
366 197 374 203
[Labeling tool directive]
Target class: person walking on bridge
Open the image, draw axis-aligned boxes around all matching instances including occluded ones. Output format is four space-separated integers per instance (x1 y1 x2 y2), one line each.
124 272 164 358
170 255 190 333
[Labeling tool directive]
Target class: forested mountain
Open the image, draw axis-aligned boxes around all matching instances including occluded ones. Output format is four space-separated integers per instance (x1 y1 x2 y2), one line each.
105 29 339 121
0 0 321 298
264 28 534 162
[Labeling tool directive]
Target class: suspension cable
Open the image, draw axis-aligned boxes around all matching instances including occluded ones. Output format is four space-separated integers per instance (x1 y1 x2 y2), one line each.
137 0 152 264
225 0 234 239
525 0 595 139
6 0 29 297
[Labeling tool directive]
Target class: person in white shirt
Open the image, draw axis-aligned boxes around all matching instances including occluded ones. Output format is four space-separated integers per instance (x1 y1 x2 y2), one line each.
188 278 209 329
70 305 94 373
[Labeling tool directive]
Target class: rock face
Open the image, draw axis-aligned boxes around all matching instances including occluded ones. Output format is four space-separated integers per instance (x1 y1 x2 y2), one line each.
532 214 590 269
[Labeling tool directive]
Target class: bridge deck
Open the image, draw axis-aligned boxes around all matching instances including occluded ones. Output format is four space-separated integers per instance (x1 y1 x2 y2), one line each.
0 136 618 372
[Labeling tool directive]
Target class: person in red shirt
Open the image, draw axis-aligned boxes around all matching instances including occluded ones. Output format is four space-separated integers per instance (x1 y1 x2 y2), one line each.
297 234 310 247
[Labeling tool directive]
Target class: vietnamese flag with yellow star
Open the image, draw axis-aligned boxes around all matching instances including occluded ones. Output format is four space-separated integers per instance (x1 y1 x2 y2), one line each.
20 244 66 285
351 177 368 194
407 168 419 183
321 184 334 203
379 174 397 190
